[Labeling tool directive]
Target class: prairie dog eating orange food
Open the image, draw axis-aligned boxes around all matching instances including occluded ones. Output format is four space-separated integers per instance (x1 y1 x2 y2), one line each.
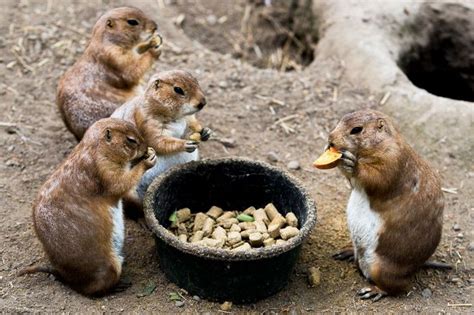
314 109 446 300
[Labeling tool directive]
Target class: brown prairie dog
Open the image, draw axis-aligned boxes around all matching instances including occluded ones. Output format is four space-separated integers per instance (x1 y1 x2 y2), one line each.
326 109 445 300
20 118 156 295
57 7 162 140
112 70 211 202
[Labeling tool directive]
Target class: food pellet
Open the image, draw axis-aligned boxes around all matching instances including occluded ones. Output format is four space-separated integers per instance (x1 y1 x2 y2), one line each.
230 224 241 232
280 226 299 240
202 217 214 236
232 243 251 251
263 238 275 247
243 206 256 215
216 211 235 222
207 206 223 219
249 232 263 247
239 222 256 230
167 205 300 251
268 216 286 238
176 208 191 223
193 212 208 232
285 212 298 227
227 231 242 245
264 203 282 221
253 208 269 224
190 231 204 243
179 234 188 242
212 226 227 241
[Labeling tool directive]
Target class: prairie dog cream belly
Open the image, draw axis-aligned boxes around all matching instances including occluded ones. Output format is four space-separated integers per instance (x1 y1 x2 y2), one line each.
110 200 125 264
346 181 382 279
136 119 199 199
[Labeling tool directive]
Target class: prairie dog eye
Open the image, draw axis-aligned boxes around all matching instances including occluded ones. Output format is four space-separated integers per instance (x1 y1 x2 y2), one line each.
174 86 185 96
350 126 363 135
127 19 139 26
105 129 112 141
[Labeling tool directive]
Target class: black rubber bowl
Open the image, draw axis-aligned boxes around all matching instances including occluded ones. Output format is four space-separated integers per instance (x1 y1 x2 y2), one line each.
143 158 316 303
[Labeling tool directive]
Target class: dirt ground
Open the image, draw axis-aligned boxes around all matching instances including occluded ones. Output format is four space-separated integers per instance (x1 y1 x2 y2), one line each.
0 0 472 313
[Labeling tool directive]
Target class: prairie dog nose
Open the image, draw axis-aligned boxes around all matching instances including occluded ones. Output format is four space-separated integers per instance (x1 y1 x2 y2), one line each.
196 98 207 110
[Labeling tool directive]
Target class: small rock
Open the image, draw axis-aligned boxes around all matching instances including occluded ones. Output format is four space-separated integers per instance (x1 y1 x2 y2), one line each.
452 224 461 231
468 242 474 251
308 267 321 287
287 160 300 170
218 81 228 89
175 301 185 307
449 277 461 283
206 14 217 25
421 288 432 298
218 138 236 148
193 295 201 301
456 233 464 239
467 278 474 285
267 151 279 162
220 301 232 311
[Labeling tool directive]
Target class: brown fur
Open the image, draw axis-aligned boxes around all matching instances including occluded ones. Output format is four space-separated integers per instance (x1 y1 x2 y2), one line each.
329 109 444 295
57 7 161 140
112 70 207 214
112 70 207 155
23 118 156 296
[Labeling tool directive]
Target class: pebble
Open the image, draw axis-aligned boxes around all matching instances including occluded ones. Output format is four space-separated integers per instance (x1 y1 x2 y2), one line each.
456 233 464 239
193 295 201 301
287 160 300 170
452 224 461 231
450 277 461 283
219 138 236 148
220 301 232 311
308 267 321 287
421 288 432 298
468 242 474 251
206 14 217 25
267 151 279 162
218 81 228 89
175 301 185 307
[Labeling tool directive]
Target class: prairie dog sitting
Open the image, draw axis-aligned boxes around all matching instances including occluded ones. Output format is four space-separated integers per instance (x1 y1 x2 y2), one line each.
57 7 162 140
112 70 211 203
19 118 156 295
318 109 445 300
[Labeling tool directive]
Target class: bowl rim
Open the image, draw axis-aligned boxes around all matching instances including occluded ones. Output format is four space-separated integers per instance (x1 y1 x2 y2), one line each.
143 157 317 261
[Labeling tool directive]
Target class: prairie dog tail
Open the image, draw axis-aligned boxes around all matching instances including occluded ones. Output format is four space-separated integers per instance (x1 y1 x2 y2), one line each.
18 265 56 277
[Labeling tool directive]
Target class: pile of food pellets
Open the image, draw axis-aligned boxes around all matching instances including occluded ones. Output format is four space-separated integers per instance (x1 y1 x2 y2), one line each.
167 203 300 251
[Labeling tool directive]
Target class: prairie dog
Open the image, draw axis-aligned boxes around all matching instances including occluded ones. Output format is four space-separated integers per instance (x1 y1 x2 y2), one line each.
57 7 162 140
326 109 445 300
20 118 156 295
112 70 211 204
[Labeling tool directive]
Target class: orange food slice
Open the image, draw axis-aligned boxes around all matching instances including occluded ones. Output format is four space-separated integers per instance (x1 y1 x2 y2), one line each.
313 147 342 169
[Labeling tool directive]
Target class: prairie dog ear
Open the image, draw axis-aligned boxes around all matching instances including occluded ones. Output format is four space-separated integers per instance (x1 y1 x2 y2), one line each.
106 19 113 28
377 118 385 130
105 129 112 142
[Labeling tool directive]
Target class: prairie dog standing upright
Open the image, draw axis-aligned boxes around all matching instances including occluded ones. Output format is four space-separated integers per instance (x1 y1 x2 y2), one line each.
112 70 211 204
57 7 162 140
20 118 156 295
315 109 445 300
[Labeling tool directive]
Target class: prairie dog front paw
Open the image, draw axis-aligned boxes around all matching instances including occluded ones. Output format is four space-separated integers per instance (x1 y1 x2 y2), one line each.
200 127 212 142
184 141 199 153
144 147 157 167
340 151 356 174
